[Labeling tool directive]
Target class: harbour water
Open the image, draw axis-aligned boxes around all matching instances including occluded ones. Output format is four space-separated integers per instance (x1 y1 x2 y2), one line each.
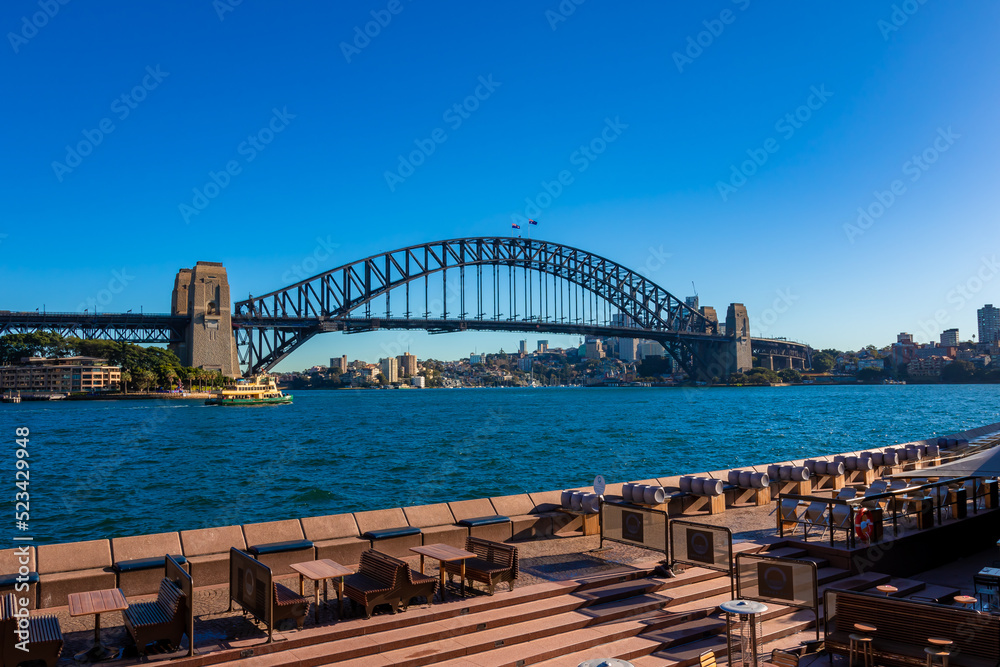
5 384 999 545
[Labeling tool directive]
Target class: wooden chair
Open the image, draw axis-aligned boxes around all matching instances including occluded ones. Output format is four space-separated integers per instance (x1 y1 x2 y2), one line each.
1 593 63 667
123 578 186 656
272 581 310 630
401 564 437 610
443 537 518 596
699 650 717 667
343 550 407 619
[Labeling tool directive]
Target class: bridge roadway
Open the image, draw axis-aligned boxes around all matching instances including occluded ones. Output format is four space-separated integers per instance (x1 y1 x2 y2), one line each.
0 310 810 370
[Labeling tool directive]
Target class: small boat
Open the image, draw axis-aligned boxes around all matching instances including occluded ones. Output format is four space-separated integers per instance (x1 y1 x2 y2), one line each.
205 375 293 406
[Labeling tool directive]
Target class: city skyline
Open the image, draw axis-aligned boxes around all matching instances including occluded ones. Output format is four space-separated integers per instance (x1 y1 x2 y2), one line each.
3 3 999 370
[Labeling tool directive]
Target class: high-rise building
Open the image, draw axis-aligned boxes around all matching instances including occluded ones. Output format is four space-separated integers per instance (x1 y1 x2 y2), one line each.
940 329 959 347
537 340 548 353
379 357 398 383
331 355 348 373
470 353 486 365
519 339 528 355
397 352 417 377
979 305 1000 344
584 339 605 359
619 338 639 362
685 295 699 311
897 333 914 344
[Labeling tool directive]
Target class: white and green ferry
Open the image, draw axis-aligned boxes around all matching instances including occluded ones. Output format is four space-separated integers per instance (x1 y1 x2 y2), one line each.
205 375 293 406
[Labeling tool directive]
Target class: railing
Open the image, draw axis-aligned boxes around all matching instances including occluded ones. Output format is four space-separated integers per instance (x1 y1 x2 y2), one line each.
778 476 997 547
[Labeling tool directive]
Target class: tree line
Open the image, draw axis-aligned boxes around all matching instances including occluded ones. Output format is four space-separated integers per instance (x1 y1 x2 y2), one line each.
0 332 229 392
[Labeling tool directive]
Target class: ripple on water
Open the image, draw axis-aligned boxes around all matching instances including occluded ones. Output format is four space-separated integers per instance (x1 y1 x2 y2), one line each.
12 385 1000 543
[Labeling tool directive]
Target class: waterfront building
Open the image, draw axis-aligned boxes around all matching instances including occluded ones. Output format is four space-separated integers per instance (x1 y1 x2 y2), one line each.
979 305 1000 344
0 356 121 393
941 329 959 347
890 333 919 368
397 352 417 377
411 376 426 388
907 355 951 377
537 340 548 352
331 355 348 373
517 356 533 372
380 357 399 383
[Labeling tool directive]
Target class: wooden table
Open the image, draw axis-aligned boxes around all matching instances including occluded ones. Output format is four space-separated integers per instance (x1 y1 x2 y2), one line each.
410 544 476 601
954 595 978 608
291 559 353 623
876 585 898 596
928 638 954 647
67 589 129 662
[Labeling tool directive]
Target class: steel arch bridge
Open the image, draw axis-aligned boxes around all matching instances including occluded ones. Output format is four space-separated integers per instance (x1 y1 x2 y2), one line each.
1 237 811 378
231 237 734 376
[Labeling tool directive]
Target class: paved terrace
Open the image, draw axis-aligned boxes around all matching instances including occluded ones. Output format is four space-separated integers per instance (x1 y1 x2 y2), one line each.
35 501 1000 666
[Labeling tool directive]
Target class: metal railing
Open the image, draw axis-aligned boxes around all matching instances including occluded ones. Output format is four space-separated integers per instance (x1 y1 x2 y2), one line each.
778 476 996 547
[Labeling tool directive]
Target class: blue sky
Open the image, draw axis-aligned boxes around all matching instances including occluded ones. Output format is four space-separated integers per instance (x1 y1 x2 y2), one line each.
3 1 999 368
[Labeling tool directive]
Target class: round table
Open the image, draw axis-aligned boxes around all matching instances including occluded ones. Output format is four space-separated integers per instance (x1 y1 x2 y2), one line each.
954 595 977 608
876 585 898 596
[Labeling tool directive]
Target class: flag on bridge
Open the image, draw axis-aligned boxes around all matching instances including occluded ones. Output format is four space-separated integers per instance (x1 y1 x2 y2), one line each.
528 219 538 225
511 223 521 229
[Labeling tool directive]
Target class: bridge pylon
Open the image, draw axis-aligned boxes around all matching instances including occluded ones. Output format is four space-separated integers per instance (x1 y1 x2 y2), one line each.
169 261 239 377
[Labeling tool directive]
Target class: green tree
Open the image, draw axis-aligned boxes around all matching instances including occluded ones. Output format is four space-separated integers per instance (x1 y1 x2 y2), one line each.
812 353 835 373
134 369 156 392
120 369 131 394
941 360 975 383
778 368 802 383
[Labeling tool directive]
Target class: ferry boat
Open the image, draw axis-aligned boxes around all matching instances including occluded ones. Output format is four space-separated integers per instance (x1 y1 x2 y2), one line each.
204 375 292 406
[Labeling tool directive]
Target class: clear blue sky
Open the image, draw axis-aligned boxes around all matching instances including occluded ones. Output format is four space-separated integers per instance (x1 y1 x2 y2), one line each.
3 2 999 368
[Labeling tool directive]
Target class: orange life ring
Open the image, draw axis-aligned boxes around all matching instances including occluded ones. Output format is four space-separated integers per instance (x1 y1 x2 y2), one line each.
855 507 874 542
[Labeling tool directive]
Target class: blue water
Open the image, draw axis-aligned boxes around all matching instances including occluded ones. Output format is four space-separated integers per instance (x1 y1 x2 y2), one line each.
2 385 998 544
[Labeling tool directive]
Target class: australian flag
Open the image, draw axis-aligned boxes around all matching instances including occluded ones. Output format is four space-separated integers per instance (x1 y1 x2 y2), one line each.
511 223 521 229
528 219 538 225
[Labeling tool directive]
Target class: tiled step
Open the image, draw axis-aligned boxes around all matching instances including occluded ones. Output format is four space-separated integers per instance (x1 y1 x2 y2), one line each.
759 546 808 559
351 583 739 667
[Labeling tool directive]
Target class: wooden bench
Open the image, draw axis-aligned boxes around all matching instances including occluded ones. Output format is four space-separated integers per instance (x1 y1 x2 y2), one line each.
824 589 1000 667
343 550 407 619
400 559 437 610
123 578 186 657
273 581 310 630
443 537 518 595
1 592 63 667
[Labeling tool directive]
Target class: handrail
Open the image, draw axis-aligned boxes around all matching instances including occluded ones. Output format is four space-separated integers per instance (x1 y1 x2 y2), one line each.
779 475 993 547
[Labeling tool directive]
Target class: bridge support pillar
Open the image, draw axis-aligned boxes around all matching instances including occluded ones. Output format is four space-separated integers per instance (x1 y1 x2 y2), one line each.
169 262 239 378
725 303 752 375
